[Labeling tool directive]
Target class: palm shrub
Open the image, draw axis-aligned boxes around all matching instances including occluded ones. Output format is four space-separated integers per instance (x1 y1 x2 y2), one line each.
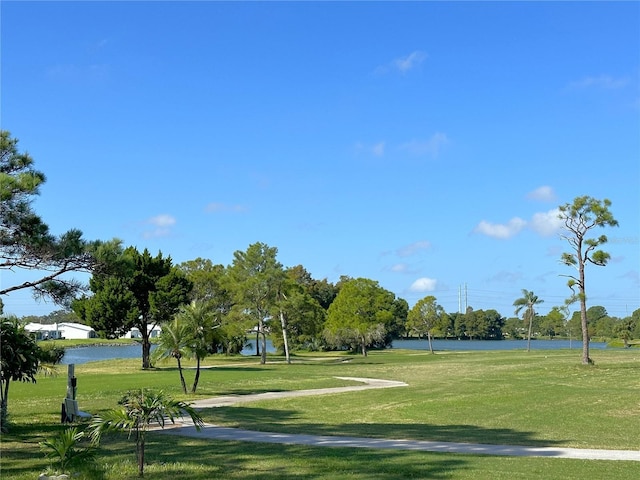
38 342 66 364
88 389 204 477
40 426 95 474
152 319 192 393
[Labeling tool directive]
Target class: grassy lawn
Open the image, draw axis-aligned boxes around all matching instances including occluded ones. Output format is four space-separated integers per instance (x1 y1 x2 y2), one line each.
1 348 639 479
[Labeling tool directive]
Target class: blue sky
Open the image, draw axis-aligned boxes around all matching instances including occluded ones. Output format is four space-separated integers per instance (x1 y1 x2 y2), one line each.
2 1 639 320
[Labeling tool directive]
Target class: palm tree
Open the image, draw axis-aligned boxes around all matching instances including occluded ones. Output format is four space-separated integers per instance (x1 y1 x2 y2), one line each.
513 289 544 352
176 300 217 393
152 319 191 393
88 389 203 477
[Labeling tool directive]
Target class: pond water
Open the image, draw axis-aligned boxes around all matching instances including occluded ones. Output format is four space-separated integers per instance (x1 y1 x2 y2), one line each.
61 338 607 365
61 341 276 365
392 338 607 351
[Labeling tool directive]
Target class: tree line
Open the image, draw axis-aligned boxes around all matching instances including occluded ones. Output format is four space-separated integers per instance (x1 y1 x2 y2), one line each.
1 129 637 426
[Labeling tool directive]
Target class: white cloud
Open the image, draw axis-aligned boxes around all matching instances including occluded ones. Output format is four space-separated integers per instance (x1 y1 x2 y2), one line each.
143 228 171 239
375 50 427 75
394 51 428 73
148 214 176 227
474 217 526 239
526 186 556 202
570 74 630 90
390 263 409 273
620 270 640 285
142 214 176 239
409 277 437 292
529 208 563 237
400 132 449 158
371 142 385 157
353 141 386 157
486 270 523 284
397 240 431 257
46 63 109 82
205 202 247 213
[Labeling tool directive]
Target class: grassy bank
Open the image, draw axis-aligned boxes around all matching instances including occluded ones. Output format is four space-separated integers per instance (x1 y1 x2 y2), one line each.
2 349 639 479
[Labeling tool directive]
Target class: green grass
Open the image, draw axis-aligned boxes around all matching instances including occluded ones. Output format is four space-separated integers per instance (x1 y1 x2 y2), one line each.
2 349 639 479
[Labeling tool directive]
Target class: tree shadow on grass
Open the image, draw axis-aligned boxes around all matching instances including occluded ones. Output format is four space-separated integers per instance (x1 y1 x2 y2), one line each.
201 406 566 448
155 365 270 373
2 422 107 480
147 435 470 479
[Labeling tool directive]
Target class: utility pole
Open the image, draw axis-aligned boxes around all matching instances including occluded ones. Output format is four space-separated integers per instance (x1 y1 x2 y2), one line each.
465 283 468 312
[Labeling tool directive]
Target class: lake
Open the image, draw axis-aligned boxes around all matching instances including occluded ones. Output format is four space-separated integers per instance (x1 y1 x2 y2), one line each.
392 338 608 351
61 339 607 365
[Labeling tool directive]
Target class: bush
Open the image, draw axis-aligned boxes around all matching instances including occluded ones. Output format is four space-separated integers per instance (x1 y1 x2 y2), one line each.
39 343 66 364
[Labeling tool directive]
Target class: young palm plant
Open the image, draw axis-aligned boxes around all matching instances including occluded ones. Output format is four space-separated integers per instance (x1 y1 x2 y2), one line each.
177 300 218 392
88 389 203 477
152 318 192 393
40 426 95 475
513 289 544 352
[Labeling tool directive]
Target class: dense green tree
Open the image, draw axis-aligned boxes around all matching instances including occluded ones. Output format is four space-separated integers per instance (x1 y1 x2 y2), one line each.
1 316 41 432
514 289 544 352
567 310 583 341
451 312 466 339
503 317 523 339
74 247 192 369
559 195 618 365
230 243 286 364
178 259 242 354
540 307 568 339
615 315 636 348
271 287 326 352
632 309 640 339
88 389 203 477
385 297 409 345
22 309 79 325
324 278 398 356
0 130 117 307
586 305 608 324
287 265 339 311
483 309 506 339
407 296 446 353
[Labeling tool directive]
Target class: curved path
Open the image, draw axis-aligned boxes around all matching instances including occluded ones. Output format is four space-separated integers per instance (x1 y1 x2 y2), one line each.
188 376 408 408
159 377 640 462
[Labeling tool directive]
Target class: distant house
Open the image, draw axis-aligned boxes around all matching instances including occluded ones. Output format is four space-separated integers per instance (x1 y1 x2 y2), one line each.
121 325 162 339
24 322 63 341
25 322 96 340
58 322 97 339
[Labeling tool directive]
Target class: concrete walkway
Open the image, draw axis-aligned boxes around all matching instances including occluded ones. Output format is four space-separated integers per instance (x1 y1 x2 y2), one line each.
188 377 408 408
158 377 640 462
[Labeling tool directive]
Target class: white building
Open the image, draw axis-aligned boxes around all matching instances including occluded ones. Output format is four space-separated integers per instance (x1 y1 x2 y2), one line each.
58 322 97 339
121 324 162 339
24 322 63 341
24 322 96 340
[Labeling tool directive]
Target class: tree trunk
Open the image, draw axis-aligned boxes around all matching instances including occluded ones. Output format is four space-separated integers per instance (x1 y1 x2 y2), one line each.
579 261 591 364
176 357 187 394
1 380 9 428
427 331 434 354
191 357 201 393
136 430 145 477
141 327 152 369
259 319 267 365
280 309 291 364
526 311 533 352
255 330 260 357
361 336 367 356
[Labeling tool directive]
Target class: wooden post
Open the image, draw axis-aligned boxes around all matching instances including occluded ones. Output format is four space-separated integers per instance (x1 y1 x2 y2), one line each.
66 364 76 400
